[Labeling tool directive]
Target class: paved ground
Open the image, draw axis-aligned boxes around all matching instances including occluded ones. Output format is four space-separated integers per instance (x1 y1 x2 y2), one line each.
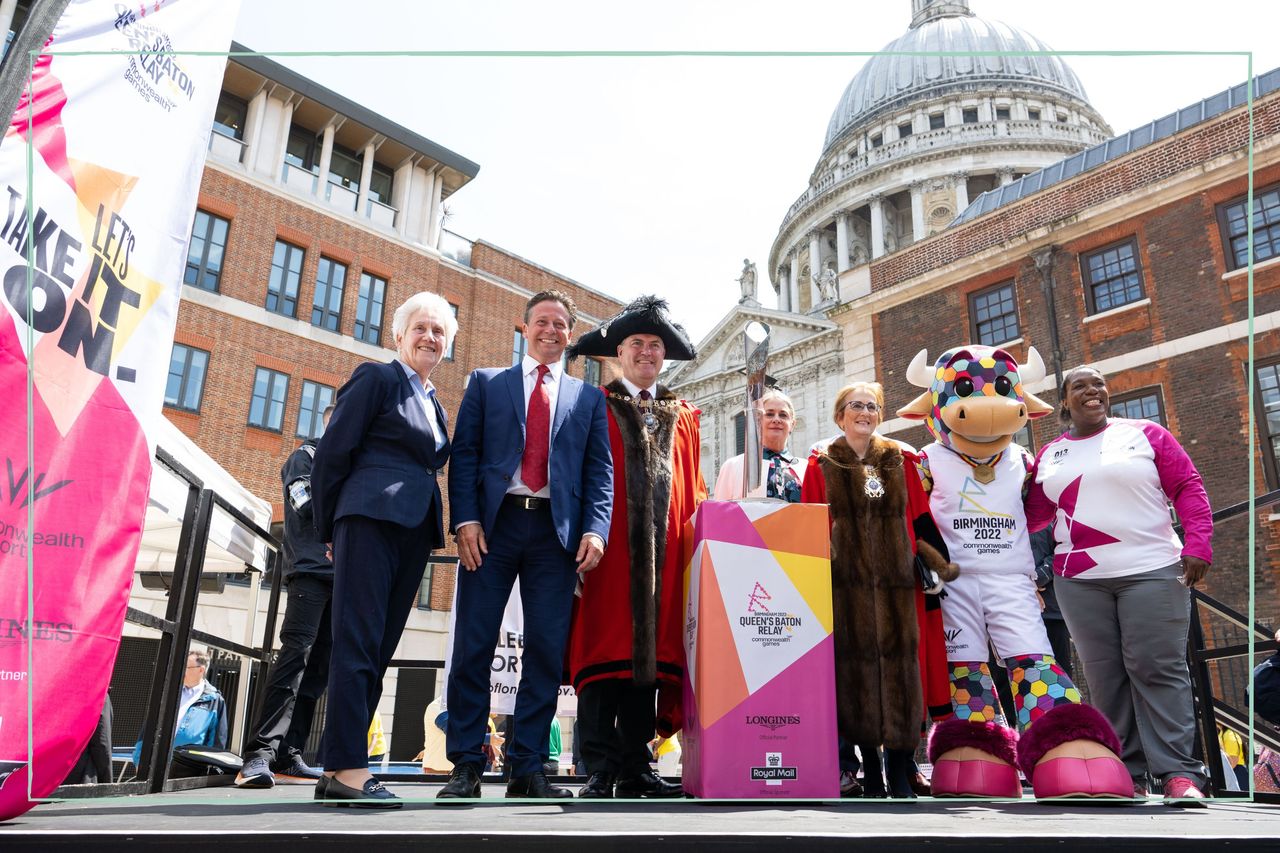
3 782 1280 851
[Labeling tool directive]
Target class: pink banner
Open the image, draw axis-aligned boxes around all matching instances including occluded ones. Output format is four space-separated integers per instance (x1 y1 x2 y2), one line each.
0 0 241 820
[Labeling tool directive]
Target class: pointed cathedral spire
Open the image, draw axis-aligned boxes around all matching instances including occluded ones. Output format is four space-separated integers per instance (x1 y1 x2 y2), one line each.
910 0 974 28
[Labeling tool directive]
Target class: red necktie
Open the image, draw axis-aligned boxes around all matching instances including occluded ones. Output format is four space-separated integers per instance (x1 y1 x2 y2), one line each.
522 364 551 492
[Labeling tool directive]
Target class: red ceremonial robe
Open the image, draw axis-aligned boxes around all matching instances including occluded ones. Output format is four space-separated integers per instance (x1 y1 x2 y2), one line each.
567 382 706 735
801 443 953 726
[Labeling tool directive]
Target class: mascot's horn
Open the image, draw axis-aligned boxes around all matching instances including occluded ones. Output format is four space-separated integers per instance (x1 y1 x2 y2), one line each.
1021 346 1046 385
906 349 933 388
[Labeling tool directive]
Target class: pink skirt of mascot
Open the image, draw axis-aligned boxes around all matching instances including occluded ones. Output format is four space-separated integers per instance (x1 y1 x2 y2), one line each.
897 345 1131 800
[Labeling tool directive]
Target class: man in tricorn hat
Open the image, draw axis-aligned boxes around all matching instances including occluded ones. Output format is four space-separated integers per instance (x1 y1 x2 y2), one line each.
565 295 706 799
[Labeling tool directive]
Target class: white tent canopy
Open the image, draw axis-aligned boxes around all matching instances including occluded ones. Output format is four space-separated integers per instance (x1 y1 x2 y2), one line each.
136 416 273 575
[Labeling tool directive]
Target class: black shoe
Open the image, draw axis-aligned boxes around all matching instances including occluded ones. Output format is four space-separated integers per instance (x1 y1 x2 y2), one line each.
235 755 275 789
885 749 917 800
578 771 615 799
313 775 329 801
507 771 572 799
615 769 684 798
436 763 482 799
320 776 401 809
272 752 322 785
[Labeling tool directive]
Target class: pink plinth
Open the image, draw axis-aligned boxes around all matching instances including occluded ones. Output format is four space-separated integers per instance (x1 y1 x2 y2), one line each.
681 500 839 799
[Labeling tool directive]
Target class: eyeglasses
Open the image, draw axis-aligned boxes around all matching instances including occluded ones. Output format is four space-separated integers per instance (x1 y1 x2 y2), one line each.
842 400 880 414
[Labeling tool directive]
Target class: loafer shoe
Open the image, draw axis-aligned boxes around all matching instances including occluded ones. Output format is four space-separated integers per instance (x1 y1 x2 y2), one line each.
506 771 572 799
578 771 615 799
615 769 684 798
1162 776 1208 808
437 763 482 799
313 775 329 800
321 776 401 809
235 756 274 789
839 770 863 798
272 753 323 785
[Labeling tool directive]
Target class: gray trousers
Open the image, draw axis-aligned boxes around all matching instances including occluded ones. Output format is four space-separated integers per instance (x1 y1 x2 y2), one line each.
1054 562 1206 786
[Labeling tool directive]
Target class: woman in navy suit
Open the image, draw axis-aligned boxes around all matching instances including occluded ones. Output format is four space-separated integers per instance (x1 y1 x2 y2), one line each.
310 291 455 807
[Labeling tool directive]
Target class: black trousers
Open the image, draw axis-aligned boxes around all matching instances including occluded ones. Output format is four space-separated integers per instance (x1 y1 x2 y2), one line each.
244 573 333 765
320 514 433 770
577 679 656 778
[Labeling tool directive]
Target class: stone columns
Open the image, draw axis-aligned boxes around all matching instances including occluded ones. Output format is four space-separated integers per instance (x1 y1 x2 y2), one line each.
835 210 850 273
953 172 969 212
242 88 268 172
790 251 800 311
356 141 376 216
910 182 926 242
808 230 822 306
869 194 886 259
315 124 336 200
776 265 790 312
997 167 1016 186
274 99 295 183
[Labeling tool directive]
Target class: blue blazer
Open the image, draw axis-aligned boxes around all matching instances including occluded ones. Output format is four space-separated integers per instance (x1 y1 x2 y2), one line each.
312 361 451 548
449 364 612 552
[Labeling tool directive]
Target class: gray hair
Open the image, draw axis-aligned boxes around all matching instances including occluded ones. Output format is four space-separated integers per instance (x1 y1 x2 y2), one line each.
188 648 210 668
756 388 795 418
393 291 458 351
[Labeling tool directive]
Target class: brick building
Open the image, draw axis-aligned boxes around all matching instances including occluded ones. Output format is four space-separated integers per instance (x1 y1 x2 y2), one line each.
846 68 1280 683
124 47 623 757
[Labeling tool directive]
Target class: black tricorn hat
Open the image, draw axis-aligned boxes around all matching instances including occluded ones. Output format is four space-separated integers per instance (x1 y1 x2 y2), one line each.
568 295 697 361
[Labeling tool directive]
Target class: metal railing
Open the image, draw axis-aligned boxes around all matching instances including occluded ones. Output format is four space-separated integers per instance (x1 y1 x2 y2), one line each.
1185 488 1280 802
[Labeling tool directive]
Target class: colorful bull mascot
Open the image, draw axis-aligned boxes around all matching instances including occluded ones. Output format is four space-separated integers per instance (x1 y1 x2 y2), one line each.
898 345 1130 800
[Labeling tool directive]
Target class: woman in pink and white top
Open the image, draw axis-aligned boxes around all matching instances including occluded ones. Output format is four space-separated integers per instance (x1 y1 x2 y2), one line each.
1026 366 1213 807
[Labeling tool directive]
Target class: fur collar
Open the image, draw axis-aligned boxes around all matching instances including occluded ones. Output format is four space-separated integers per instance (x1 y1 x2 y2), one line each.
604 378 679 685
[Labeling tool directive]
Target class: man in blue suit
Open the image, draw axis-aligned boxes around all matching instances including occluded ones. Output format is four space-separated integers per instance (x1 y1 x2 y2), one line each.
441 289 613 799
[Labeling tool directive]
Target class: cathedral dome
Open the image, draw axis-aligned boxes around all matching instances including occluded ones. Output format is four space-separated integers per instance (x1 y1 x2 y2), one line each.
824 3 1091 152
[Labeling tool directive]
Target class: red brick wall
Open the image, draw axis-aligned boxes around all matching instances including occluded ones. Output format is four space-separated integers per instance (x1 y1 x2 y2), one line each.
169 169 625 610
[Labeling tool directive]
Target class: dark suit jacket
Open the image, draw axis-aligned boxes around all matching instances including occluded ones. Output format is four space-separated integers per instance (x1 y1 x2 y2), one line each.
312 361 451 548
448 364 612 552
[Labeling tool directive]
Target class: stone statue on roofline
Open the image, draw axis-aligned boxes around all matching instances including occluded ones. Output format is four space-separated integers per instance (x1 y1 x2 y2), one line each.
737 259 758 303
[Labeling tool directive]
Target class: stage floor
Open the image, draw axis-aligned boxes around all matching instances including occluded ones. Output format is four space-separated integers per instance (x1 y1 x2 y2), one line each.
3 782 1280 852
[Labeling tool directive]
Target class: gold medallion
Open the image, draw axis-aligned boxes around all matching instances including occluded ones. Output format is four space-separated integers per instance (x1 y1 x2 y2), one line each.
863 465 885 499
973 464 996 485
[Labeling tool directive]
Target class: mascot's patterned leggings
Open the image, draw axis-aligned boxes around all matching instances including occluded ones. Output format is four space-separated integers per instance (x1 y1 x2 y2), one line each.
949 655 1082 731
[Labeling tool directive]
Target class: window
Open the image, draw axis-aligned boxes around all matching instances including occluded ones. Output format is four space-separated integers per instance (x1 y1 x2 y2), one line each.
284 126 319 173
328 145 363 194
898 122 913 138
962 107 978 124
165 344 209 412
296 380 335 439
733 412 746 456
995 107 1011 121
248 367 289 432
1110 388 1165 427
969 282 1019 346
354 272 386 345
1217 183 1280 271
211 92 247 140
369 163 394 205
870 134 883 148
417 560 440 610
1027 108 1041 121
1081 238 1145 313
445 302 458 360
1256 360 1280 488
184 211 229 292
267 240 305 317
512 328 527 366
311 257 347 332
1012 423 1034 453
582 357 601 387
929 113 945 130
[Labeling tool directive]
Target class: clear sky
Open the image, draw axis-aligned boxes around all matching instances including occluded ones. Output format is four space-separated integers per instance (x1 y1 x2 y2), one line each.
232 0 1280 342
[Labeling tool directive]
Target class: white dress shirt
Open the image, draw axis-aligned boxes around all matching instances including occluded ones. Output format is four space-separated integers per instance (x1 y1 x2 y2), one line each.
619 377 658 400
507 355 563 498
396 359 446 451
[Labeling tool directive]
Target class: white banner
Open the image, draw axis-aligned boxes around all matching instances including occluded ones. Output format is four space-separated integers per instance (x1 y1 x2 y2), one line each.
442 579 577 717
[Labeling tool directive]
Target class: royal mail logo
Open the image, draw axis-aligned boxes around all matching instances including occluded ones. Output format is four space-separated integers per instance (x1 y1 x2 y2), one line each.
750 751 797 784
